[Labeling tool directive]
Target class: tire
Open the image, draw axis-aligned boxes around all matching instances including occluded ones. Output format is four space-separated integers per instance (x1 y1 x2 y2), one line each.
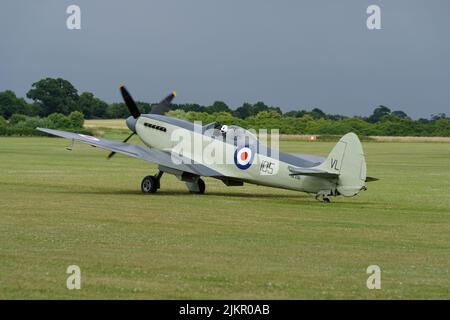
141 175 157 194
197 178 206 194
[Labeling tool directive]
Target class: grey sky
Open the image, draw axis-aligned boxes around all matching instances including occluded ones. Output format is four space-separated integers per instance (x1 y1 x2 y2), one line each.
1 0 449 118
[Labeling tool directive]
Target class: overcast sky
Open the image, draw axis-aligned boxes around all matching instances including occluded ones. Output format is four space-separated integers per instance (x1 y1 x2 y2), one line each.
1 0 449 118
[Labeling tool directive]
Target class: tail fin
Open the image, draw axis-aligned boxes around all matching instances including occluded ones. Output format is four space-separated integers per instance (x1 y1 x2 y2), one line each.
318 132 367 197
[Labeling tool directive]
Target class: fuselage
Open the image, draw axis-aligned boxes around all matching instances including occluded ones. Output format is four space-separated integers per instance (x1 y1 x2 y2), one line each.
134 114 337 194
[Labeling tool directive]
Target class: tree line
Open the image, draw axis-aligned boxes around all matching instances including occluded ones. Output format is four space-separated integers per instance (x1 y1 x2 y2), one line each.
0 77 449 136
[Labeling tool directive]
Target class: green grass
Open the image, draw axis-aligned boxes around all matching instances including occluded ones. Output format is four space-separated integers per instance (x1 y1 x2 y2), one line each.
84 119 128 129
0 136 449 299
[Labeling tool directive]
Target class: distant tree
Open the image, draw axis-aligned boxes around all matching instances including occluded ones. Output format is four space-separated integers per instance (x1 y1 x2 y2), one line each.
0 90 30 118
9 115 51 131
136 101 153 114
68 111 84 128
26 78 79 116
26 103 44 117
284 108 345 121
233 103 253 119
233 102 281 119
252 101 269 114
166 109 188 119
284 110 307 118
431 113 447 121
310 108 327 119
0 115 7 127
4 112 84 132
254 110 282 120
206 101 231 114
78 92 108 118
9 114 28 125
171 103 205 113
3 82 450 137
47 113 72 128
391 110 410 119
268 106 283 115
367 105 391 123
185 111 215 124
432 118 450 136
105 103 129 118
327 113 347 121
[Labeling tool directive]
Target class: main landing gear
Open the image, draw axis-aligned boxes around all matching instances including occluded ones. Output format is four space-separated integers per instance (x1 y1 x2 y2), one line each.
185 178 206 194
141 171 163 194
140 171 206 195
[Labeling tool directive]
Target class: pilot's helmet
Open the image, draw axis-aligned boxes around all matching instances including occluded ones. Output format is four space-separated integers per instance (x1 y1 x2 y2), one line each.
220 125 229 134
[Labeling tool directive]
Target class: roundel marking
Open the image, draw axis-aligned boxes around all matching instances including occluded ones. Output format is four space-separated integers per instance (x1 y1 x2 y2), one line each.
234 146 254 170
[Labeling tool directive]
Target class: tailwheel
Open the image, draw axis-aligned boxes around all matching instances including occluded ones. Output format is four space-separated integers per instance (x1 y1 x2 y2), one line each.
141 175 158 194
315 193 331 203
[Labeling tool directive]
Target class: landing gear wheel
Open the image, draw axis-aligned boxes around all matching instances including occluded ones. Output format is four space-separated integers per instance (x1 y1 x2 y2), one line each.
186 178 206 194
315 194 331 203
141 175 157 194
197 178 205 194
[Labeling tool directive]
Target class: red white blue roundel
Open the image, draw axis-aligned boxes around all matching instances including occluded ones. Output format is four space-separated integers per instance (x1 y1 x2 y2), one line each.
234 146 255 170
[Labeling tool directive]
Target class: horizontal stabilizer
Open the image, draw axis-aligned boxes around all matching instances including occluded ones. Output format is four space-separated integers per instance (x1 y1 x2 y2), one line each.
288 166 339 179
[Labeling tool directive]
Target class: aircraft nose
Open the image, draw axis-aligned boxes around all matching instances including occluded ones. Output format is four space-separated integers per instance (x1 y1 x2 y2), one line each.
126 116 137 133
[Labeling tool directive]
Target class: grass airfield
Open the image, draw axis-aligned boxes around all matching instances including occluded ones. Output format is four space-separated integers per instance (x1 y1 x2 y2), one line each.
0 133 449 299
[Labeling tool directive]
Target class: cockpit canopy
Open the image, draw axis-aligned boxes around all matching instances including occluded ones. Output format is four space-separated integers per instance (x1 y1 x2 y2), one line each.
203 122 258 146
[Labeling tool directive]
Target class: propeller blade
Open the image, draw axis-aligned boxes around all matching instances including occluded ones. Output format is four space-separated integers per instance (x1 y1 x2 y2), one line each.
122 132 135 143
107 151 116 159
107 132 135 159
119 84 141 119
151 91 176 115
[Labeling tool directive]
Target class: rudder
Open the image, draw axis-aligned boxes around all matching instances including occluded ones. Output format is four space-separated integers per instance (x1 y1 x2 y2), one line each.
318 132 367 197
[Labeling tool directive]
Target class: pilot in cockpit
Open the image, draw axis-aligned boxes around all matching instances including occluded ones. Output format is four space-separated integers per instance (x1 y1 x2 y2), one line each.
220 125 229 137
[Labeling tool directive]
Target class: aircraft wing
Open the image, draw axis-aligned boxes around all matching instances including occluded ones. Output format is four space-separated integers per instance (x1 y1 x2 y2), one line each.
36 127 222 177
288 166 339 178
